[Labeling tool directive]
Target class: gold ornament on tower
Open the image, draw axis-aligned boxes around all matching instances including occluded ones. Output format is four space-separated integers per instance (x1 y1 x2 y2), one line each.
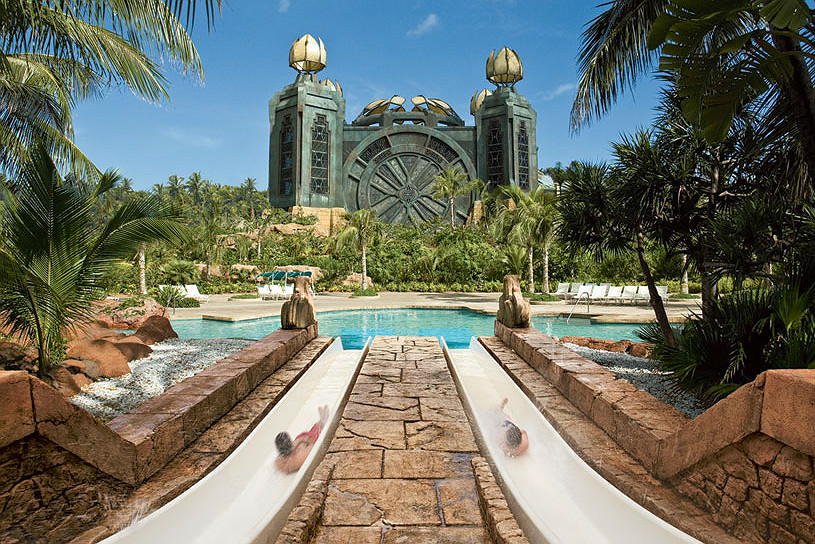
289 34 326 73
321 78 343 95
469 88 492 115
486 47 523 87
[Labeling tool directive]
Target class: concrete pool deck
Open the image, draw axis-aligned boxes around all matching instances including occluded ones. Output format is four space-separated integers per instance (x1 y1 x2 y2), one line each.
168 291 700 324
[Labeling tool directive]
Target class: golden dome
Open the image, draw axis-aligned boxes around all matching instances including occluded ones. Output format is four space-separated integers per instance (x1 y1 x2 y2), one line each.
321 78 343 95
469 88 492 115
289 34 326 73
486 47 523 87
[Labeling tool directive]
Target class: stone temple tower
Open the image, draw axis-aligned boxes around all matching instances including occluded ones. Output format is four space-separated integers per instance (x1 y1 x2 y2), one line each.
473 47 538 191
268 37 538 225
268 34 346 209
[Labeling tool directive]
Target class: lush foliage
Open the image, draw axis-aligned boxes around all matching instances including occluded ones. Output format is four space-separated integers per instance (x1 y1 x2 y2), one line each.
0 146 186 376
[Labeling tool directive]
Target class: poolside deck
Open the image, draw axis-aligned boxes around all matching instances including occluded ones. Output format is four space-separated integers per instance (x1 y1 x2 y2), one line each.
167 291 699 324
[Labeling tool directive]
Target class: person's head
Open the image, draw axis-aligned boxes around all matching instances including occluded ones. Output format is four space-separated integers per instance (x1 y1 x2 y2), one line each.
505 423 522 448
276 432 292 457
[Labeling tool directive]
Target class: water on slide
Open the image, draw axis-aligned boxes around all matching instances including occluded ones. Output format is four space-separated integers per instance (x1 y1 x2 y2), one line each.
101 340 367 544
446 338 702 544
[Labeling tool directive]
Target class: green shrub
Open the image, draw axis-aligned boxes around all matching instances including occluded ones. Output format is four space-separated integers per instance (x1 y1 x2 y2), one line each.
292 214 318 226
670 293 699 299
157 260 198 285
525 292 559 302
173 297 200 308
117 295 148 310
230 294 259 300
352 287 378 297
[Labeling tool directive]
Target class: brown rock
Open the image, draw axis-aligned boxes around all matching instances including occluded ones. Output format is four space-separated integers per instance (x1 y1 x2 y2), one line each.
0 371 35 447
761 369 815 457
0 341 38 372
112 338 152 362
497 275 531 328
760 467 785 500
560 336 633 353
723 476 749 502
230 263 260 280
97 297 166 329
195 263 222 277
50 367 80 397
72 373 92 390
341 272 373 289
627 342 651 358
772 446 814 481
782 478 809 511
281 276 316 329
62 359 86 374
719 446 759 487
133 315 178 345
66 339 130 378
743 433 784 466
790 510 815 542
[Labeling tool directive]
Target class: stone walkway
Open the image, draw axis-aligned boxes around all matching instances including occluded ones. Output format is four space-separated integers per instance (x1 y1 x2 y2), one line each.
313 336 490 543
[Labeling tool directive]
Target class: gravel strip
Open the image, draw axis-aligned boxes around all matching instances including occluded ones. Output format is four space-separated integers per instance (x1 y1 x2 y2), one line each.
70 338 254 421
563 343 706 419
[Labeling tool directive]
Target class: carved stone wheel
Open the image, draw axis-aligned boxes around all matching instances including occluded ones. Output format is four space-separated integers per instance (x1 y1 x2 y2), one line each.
350 130 475 225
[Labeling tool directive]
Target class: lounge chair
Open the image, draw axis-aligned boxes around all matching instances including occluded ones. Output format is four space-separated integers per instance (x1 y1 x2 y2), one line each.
633 285 651 304
257 284 272 299
552 283 570 298
565 282 583 301
588 284 609 302
568 283 594 302
603 285 623 304
620 285 638 303
183 284 210 302
656 285 669 303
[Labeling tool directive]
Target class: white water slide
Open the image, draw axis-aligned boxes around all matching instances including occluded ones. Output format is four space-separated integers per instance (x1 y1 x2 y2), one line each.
446 338 702 544
103 339 368 544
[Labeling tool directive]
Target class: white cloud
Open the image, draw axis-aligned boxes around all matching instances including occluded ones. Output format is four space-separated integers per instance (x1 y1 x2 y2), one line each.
540 83 576 101
407 13 439 37
278 0 291 13
162 128 219 149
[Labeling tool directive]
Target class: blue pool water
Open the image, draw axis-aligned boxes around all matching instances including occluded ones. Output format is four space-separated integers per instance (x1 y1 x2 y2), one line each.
171 309 645 349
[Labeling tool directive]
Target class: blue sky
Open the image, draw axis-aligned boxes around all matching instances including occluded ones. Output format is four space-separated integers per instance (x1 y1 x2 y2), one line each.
73 0 663 190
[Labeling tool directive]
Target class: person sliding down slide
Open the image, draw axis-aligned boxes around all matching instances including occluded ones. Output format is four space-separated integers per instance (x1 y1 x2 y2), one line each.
497 398 529 457
275 405 329 473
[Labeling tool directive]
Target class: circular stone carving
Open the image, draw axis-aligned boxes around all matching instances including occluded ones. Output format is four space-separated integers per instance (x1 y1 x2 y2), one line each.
350 130 475 225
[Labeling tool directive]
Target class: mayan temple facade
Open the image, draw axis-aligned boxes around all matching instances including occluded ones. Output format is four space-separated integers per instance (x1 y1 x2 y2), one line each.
268 34 538 225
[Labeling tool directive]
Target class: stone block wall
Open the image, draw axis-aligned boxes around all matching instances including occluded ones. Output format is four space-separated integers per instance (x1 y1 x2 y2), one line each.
290 205 346 236
494 321 815 543
0 325 317 543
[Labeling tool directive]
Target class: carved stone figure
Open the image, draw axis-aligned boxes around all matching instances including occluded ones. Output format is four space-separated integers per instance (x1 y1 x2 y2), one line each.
497 274 531 328
281 276 317 329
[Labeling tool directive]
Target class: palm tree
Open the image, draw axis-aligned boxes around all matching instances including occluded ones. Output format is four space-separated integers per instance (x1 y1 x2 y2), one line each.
336 209 382 290
186 172 205 209
497 186 557 293
1 0 218 177
431 167 479 228
0 144 187 377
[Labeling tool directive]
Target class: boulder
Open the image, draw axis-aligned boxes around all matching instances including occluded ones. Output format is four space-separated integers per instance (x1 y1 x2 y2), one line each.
0 341 38 372
72 372 93 390
627 343 652 358
497 275 531 328
231 263 260 280
133 315 178 345
49 367 81 397
62 359 86 374
196 263 222 277
281 276 317 329
341 272 373 289
560 336 633 353
112 338 152 361
270 223 316 236
67 322 125 342
96 297 165 329
65 339 131 378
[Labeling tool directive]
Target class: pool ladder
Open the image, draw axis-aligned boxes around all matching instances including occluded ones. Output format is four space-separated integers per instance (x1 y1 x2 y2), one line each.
566 292 591 324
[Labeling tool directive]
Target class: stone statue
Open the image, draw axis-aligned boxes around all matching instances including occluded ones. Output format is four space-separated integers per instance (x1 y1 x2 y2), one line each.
281 276 316 329
497 275 531 328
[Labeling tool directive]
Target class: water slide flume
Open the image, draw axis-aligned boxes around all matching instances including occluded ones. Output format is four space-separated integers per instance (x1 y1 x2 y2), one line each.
103 339 369 544
445 338 701 544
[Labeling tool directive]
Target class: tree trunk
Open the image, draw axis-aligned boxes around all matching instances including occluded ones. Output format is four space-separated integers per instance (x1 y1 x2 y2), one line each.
527 246 535 293
701 157 721 316
542 245 550 294
138 244 147 295
680 253 689 295
257 227 262 259
772 31 815 187
636 231 677 348
361 244 368 290
450 196 455 228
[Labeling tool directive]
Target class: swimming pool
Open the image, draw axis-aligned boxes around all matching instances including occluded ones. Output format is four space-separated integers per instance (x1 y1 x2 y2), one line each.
171 308 645 349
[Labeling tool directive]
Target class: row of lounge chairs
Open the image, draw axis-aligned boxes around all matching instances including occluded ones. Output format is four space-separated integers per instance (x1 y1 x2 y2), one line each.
551 283 668 304
255 270 314 300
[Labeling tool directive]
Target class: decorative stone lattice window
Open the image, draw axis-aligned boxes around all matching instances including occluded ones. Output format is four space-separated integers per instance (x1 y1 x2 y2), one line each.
310 114 329 194
279 115 294 196
487 119 504 187
518 121 529 190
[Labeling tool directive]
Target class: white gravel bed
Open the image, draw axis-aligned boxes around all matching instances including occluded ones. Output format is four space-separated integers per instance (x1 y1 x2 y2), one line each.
70 338 254 421
563 343 706 419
